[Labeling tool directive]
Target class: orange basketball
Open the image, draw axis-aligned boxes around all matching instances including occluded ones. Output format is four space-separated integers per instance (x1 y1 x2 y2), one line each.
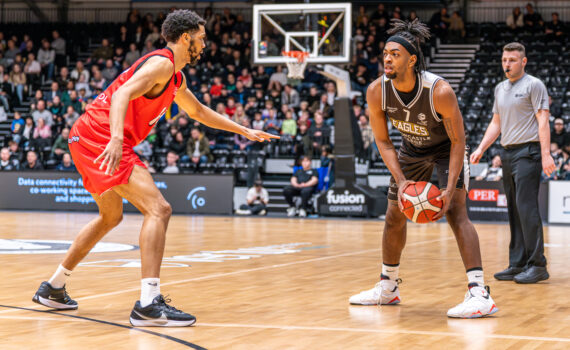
401 181 443 223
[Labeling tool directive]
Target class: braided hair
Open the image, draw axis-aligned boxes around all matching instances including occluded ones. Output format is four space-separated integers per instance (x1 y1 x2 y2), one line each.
387 18 431 73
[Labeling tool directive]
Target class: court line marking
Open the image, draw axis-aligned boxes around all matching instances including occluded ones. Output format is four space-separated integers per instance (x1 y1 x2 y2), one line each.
0 237 453 315
0 315 86 322
0 304 207 350
197 322 570 343
76 237 454 302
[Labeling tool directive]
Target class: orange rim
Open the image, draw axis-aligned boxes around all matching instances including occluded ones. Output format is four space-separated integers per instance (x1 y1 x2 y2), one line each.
282 51 310 63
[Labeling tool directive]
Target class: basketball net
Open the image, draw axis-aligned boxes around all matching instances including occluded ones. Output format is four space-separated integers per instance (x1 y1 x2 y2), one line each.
282 51 309 79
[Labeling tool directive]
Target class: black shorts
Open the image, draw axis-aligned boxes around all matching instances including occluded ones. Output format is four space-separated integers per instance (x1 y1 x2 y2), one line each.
387 143 470 201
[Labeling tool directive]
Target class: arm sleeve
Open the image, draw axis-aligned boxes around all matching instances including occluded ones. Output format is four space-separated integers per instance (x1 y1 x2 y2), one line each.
530 79 549 114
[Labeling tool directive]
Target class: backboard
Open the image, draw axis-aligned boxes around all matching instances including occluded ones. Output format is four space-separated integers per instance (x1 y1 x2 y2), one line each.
252 3 352 65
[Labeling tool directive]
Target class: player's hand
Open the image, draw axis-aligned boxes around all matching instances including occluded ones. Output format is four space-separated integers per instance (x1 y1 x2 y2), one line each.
243 128 280 142
94 138 123 176
469 148 483 164
396 180 416 212
542 154 556 177
433 188 453 221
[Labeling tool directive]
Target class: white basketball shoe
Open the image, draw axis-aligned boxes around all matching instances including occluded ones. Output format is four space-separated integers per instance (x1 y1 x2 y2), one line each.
287 207 296 217
447 284 499 318
349 279 401 306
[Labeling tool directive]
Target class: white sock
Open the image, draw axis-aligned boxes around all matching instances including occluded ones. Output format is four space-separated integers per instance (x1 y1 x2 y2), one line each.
381 263 399 282
48 264 72 289
140 278 160 307
467 268 484 287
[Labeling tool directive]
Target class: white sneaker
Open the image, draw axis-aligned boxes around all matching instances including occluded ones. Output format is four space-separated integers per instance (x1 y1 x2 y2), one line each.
298 208 307 217
235 209 252 215
447 285 499 318
259 209 267 216
287 207 296 217
349 279 401 305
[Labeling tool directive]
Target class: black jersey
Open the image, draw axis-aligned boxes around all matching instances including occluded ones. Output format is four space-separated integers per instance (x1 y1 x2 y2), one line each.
382 71 450 152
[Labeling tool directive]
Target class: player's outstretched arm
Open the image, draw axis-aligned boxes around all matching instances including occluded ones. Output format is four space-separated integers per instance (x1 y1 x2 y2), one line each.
367 78 411 209
433 80 466 219
175 75 279 142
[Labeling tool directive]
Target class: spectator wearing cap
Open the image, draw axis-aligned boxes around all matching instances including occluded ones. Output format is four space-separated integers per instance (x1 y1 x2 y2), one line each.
236 180 269 216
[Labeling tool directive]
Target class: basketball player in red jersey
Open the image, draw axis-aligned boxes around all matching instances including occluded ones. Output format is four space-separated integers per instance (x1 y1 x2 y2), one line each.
32 10 278 326
349 19 498 318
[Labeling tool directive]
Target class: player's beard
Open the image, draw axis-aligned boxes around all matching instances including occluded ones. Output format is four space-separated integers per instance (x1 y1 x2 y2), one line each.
188 45 201 66
386 72 397 79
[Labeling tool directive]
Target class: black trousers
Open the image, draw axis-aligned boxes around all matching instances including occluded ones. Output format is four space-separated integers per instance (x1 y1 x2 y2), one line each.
500 142 547 268
283 185 314 209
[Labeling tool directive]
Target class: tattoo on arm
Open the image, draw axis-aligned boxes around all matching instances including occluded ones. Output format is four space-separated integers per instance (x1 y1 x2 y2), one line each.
443 119 457 142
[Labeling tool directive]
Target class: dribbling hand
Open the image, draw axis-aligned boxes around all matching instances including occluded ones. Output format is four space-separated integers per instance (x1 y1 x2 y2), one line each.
94 138 123 176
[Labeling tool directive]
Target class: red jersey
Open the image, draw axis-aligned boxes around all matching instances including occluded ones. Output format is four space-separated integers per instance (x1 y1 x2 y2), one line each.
68 47 183 195
84 47 183 145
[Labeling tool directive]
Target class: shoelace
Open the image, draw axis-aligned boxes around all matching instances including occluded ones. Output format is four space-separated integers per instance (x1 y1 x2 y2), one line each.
373 278 403 294
155 294 183 313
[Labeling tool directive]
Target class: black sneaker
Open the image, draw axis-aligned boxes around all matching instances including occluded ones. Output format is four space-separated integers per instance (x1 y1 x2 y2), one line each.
129 295 196 327
513 266 549 284
494 266 525 281
32 281 78 310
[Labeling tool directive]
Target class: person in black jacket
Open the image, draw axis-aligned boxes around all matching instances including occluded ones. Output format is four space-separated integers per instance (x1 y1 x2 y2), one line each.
283 156 318 218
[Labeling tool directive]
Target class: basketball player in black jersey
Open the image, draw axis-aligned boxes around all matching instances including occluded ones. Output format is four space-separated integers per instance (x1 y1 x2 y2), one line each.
349 19 499 318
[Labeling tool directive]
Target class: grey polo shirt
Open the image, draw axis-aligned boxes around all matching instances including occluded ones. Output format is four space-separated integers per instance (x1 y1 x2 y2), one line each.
492 73 549 146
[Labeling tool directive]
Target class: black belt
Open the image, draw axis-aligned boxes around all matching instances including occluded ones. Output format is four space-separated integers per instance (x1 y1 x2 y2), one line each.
502 141 540 150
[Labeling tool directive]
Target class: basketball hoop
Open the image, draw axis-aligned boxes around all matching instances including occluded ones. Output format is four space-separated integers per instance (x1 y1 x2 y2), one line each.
282 51 310 79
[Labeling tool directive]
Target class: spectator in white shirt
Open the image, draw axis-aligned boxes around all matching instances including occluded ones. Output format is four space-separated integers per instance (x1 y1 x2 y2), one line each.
236 180 269 215
476 154 503 181
71 60 90 82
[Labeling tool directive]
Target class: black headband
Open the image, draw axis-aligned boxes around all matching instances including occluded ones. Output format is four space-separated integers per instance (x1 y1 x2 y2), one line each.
386 35 418 56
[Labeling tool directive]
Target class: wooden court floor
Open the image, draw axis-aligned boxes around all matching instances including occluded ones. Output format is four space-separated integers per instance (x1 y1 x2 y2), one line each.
0 211 568 349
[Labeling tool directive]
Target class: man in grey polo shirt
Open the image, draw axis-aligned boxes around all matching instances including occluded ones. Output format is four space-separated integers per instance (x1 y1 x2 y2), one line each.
470 42 556 284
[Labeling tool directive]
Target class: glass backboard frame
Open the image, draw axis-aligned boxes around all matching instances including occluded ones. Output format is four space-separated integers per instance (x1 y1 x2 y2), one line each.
252 3 352 65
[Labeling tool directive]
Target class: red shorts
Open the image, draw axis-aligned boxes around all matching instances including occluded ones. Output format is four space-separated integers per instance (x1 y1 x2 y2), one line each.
69 113 145 196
